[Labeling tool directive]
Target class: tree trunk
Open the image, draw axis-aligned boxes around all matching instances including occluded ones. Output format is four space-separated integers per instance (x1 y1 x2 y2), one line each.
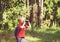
26 0 29 7
53 5 57 25
36 0 41 27
0 0 6 30
26 0 29 15
29 0 34 25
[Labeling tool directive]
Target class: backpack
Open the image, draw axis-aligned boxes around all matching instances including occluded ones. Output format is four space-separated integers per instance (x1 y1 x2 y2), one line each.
14 26 18 36
14 26 22 36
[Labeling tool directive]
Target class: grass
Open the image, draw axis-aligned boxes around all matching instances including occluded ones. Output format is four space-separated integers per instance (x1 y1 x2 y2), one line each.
0 27 60 42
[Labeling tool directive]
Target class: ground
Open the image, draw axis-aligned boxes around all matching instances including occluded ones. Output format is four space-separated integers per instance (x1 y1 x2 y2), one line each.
0 28 60 42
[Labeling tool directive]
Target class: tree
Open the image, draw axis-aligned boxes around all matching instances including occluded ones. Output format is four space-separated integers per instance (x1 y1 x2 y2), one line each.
36 0 43 27
43 0 60 27
29 0 34 26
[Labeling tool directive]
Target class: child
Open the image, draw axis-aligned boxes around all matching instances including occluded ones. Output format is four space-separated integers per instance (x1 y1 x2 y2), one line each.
14 16 31 42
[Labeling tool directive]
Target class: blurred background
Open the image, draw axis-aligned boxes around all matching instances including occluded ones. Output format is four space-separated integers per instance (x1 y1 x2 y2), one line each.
0 0 60 42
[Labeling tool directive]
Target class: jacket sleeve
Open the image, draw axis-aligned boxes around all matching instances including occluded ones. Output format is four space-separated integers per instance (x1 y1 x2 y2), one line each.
25 25 29 28
18 24 25 29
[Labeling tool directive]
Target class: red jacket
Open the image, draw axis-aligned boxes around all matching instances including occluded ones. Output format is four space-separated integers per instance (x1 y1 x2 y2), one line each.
16 22 29 38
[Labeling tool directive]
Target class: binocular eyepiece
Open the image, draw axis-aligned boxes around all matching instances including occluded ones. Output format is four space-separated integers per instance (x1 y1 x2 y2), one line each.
25 20 29 25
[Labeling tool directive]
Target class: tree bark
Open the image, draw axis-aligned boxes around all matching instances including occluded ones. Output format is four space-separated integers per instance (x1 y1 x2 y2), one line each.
29 0 34 25
0 0 6 30
36 0 41 27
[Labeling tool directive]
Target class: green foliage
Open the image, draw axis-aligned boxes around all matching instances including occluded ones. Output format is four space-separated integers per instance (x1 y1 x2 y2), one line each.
0 0 60 31
0 0 60 42
43 0 60 28
2 0 29 30
41 20 50 29
44 0 60 14
43 7 47 15
57 7 60 18
44 0 53 14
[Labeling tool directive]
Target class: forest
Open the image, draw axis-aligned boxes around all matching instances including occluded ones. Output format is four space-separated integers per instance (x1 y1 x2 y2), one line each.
0 0 60 42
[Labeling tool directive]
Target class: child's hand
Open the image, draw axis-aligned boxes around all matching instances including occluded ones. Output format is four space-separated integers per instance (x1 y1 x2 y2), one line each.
20 26 25 28
20 22 25 28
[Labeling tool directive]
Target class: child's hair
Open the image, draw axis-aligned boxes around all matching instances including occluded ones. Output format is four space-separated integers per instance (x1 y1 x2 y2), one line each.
18 15 25 22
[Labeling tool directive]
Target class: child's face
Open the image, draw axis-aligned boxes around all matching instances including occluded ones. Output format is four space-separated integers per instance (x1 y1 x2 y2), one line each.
18 16 25 23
